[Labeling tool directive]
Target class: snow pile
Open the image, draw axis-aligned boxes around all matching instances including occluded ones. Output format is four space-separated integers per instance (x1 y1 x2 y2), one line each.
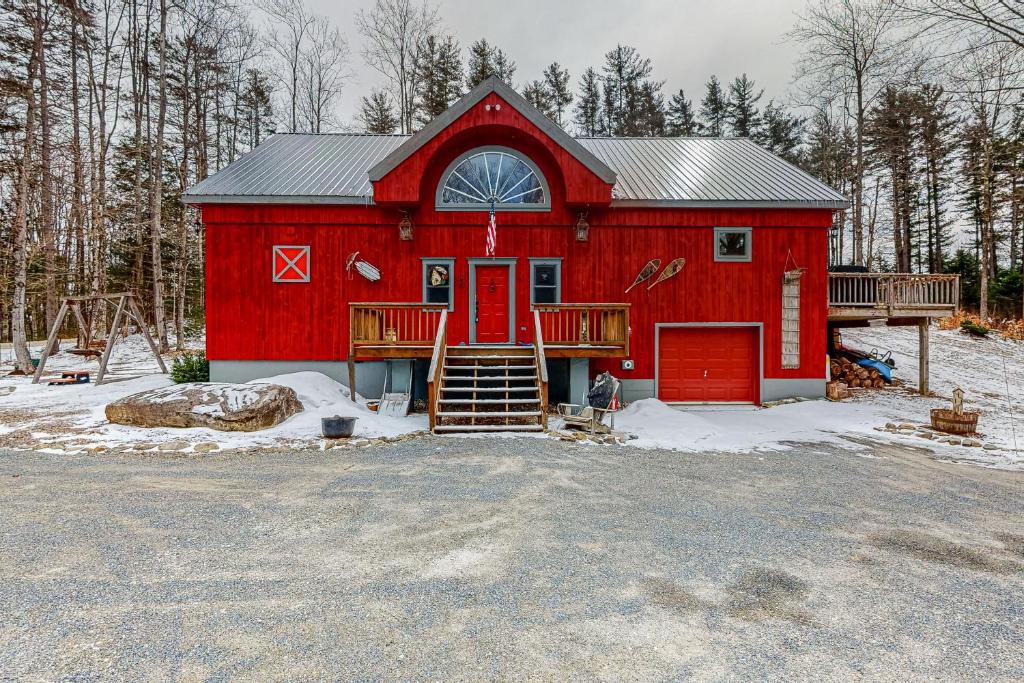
614 399 886 453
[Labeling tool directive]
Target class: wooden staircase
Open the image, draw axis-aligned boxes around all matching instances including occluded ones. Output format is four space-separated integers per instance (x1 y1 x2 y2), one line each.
433 346 545 433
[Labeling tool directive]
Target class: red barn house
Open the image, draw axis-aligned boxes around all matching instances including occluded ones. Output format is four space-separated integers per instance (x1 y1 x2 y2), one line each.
184 77 851 433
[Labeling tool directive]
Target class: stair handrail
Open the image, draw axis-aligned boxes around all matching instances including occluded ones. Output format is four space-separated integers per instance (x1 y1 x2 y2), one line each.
533 309 549 430
427 309 448 432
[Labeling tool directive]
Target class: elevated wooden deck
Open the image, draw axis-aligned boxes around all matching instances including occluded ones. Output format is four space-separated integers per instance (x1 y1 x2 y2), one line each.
828 273 959 324
348 302 629 360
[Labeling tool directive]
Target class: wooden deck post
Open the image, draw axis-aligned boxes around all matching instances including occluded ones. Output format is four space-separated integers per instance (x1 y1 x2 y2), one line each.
918 318 930 395
347 355 357 403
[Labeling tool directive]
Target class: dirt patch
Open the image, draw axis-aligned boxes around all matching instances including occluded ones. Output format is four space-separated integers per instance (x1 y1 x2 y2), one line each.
868 530 1021 574
725 568 811 622
642 577 713 614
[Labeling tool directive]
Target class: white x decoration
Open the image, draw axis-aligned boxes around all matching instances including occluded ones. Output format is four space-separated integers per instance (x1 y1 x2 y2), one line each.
273 246 310 283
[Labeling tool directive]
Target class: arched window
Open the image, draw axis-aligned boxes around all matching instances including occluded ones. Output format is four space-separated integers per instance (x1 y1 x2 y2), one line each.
436 146 550 210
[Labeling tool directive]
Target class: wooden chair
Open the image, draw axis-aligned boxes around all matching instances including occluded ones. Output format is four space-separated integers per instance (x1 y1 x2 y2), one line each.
557 375 621 435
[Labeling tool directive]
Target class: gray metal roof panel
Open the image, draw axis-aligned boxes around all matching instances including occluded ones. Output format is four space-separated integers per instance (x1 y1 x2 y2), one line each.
183 133 849 209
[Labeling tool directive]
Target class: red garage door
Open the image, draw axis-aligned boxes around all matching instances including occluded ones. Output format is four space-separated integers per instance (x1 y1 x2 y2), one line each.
658 327 760 403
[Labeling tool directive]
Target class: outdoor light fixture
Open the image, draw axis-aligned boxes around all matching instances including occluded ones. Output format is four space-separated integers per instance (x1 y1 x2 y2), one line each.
575 213 589 242
398 213 413 241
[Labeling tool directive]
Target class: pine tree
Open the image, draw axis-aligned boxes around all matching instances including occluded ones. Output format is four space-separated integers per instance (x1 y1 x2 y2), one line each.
573 67 602 136
523 80 553 118
542 62 572 127
632 81 666 136
758 101 803 164
599 44 663 136
465 39 516 89
414 34 463 126
700 75 728 136
727 74 763 138
359 89 399 133
667 89 699 136
238 69 275 150
916 84 957 273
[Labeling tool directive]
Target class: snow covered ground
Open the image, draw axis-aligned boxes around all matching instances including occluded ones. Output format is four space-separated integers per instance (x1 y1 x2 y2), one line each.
0 326 1021 468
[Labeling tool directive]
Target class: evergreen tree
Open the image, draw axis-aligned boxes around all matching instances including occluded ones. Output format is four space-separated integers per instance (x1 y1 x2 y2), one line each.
465 39 516 88
542 62 572 127
358 89 399 134
523 79 554 118
699 75 728 136
414 34 463 126
599 44 664 136
238 69 275 150
633 81 667 136
667 89 699 136
573 67 602 136
916 84 957 273
727 74 763 138
758 101 804 164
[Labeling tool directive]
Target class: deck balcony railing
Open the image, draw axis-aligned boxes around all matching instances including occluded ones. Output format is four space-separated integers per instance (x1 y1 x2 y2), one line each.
532 303 630 356
349 303 448 358
827 273 959 317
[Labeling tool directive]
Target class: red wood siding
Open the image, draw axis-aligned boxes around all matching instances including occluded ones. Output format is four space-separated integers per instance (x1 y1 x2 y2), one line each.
203 204 831 383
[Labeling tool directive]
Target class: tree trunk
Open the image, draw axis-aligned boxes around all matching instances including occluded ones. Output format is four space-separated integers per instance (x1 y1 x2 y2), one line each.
37 0 58 353
149 0 169 351
12 42 40 373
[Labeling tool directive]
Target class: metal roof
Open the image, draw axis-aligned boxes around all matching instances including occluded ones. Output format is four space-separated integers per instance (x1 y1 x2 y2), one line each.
576 137 848 208
184 133 849 209
183 134 408 205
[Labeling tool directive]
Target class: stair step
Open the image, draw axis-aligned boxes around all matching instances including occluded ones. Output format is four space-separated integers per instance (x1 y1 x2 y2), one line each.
436 410 543 418
446 354 533 360
440 386 538 393
434 424 545 433
443 364 536 371
442 374 538 382
437 398 540 405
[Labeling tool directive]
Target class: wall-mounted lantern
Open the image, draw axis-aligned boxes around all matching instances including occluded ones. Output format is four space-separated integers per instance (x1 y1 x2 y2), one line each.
575 213 589 242
398 212 413 241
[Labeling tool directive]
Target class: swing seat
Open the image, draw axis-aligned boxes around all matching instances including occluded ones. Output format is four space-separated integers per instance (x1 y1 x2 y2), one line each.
69 348 102 359
47 371 90 386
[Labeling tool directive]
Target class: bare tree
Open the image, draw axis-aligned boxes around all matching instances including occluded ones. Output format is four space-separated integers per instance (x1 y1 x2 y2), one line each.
298 17 349 133
356 0 439 134
790 0 904 267
895 0 1024 52
149 0 169 351
260 0 315 133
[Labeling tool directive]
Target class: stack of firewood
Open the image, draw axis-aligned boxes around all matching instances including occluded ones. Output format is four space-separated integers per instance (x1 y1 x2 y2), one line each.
830 358 886 388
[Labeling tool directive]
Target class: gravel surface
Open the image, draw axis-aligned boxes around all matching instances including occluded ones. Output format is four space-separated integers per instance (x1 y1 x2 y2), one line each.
1 438 1023 681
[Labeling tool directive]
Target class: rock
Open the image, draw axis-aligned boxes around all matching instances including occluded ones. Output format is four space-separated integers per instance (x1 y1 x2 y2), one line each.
962 438 982 448
87 445 108 454
105 382 303 432
898 423 916 430
915 431 934 440
158 440 190 452
193 442 219 453
944 437 962 446
983 443 1000 451
885 423 897 430
132 443 156 451
350 438 370 447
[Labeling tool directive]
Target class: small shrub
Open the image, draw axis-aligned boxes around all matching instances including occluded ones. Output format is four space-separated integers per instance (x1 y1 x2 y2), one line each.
171 350 210 383
959 319 990 337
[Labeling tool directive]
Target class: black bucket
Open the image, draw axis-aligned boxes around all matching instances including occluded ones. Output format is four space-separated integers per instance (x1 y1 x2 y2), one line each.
321 416 357 439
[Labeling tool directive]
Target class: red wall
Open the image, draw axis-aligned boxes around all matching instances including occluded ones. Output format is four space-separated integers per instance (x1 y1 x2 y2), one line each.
202 203 832 382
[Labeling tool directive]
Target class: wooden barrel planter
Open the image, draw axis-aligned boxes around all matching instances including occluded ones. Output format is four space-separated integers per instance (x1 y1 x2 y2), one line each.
930 408 980 435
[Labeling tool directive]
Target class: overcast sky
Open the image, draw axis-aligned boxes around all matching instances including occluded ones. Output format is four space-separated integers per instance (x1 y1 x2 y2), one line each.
304 0 811 127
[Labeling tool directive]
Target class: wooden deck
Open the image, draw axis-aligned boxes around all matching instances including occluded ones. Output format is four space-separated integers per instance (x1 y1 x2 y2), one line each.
828 273 959 322
349 302 630 361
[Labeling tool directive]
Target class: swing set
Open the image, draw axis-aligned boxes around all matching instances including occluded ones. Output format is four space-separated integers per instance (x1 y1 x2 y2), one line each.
31 293 168 385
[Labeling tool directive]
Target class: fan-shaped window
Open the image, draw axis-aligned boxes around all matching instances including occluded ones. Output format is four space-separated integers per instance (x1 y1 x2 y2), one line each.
436 146 550 211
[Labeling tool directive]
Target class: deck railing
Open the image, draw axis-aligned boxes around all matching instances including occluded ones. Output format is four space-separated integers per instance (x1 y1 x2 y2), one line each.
533 310 549 429
532 303 630 354
828 273 959 312
349 303 448 356
426 309 448 432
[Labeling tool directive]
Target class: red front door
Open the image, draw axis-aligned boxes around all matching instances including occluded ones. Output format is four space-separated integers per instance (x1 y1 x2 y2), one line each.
658 326 759 403
475 265 510 343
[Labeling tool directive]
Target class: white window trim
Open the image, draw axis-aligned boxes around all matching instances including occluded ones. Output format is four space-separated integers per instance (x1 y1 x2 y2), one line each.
529 258 562 305
272 245 310 283
435 145 552 212
714 227 752 263
422 258 455 311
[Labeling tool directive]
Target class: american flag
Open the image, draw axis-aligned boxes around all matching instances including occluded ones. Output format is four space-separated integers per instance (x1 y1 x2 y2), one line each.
485 207 497 256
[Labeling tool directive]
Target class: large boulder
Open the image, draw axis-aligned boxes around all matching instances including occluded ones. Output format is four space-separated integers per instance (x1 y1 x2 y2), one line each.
105 382 303 432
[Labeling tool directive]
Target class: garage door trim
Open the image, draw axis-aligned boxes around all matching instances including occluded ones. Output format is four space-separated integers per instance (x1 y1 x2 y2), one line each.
654 322 764 404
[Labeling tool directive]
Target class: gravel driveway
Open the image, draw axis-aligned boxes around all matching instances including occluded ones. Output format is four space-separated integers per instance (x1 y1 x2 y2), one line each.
1 438 1022 681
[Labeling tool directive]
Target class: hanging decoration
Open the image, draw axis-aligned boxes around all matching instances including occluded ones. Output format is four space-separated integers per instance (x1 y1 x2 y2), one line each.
486 201 497 256
647 258 686 290
575 213 590 242
781 249 805 369
625 259 661 293
346 251 382 282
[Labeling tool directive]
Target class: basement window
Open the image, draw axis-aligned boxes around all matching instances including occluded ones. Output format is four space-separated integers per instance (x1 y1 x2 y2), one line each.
422 259 454 311
715 227 752 262
530 259 561 304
